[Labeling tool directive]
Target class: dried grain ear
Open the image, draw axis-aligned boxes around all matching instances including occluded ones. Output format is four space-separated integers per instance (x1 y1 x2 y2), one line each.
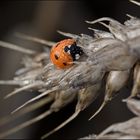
76 84 101 111
97 117 140 138
41 85 100 139
126 98 140 116
129 63 140 98
50 88 77 112
89 70 130 120
91 41 136 71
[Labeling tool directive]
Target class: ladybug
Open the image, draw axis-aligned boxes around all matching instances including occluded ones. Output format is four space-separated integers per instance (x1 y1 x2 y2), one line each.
50 39 83 69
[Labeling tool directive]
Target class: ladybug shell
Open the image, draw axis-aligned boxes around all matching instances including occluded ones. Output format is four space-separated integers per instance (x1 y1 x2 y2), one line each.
50 39 75 69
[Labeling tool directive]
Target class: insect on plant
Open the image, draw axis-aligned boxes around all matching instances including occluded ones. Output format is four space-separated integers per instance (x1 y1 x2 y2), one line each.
0 0 140 139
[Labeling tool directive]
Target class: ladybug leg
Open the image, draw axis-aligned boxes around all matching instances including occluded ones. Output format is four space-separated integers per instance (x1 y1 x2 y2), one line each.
89 70 130 120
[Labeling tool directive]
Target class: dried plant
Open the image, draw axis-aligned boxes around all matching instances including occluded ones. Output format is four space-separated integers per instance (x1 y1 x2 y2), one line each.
81 98 140 139
0 0 140 139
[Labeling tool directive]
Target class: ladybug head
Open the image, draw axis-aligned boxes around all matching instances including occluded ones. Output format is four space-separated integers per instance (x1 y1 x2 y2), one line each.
64 43 83 61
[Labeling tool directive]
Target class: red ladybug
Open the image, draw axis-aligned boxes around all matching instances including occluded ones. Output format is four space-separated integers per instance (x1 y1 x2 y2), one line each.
50 39 83 69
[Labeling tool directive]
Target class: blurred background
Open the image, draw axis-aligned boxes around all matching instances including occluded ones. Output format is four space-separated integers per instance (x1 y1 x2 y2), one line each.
0 0 139 139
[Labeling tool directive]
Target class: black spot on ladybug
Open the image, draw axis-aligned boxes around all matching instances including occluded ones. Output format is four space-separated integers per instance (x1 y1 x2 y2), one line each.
63 62 67 66
64 46 69 52
54 54 59 60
